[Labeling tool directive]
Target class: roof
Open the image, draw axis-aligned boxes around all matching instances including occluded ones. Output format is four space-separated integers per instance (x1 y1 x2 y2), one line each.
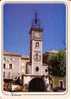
3 51 22 57
2 51 30 59
21 56 30 60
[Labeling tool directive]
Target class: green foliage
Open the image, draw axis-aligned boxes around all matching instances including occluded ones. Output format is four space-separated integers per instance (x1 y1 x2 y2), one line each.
43 50 66 77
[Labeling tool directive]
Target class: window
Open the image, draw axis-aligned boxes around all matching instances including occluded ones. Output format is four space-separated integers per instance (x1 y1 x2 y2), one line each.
3 64 6 69
34 53 41 61
35 42 39 47
9 64 12 69
35 67 39 72
4 57 6 61
35 53 38 59
59 80 64 89
3 71 5 78
45 69 48 72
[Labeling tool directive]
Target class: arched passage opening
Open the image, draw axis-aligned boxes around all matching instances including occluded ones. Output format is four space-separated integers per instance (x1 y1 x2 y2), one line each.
28 77 46 92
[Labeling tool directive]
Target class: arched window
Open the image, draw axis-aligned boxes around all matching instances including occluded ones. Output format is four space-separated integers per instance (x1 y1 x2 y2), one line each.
34 53 41 61
35 67 39 72
45 69 48 72
35 42 39 47
9 64 12 69
3 64 6 69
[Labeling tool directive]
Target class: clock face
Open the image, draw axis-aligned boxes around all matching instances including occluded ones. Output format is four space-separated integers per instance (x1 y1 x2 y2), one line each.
34 32 40 38
32 31 41 39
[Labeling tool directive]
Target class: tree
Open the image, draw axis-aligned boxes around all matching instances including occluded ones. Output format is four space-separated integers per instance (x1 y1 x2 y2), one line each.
56 51 66 77
44 50 66 77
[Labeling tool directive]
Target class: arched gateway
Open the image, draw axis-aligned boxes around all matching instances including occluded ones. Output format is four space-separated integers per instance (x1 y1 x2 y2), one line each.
28 77 46 92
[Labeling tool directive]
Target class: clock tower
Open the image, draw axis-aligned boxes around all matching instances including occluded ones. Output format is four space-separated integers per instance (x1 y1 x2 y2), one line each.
29 13 43 75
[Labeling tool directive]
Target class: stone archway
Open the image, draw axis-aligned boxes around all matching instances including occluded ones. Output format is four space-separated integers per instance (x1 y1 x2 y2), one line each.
28 77 46 92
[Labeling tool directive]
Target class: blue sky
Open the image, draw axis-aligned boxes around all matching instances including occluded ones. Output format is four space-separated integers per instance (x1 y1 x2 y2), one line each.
4 3 66 55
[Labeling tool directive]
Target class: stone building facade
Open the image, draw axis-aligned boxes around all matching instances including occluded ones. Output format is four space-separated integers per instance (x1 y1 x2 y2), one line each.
2 51 29 80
